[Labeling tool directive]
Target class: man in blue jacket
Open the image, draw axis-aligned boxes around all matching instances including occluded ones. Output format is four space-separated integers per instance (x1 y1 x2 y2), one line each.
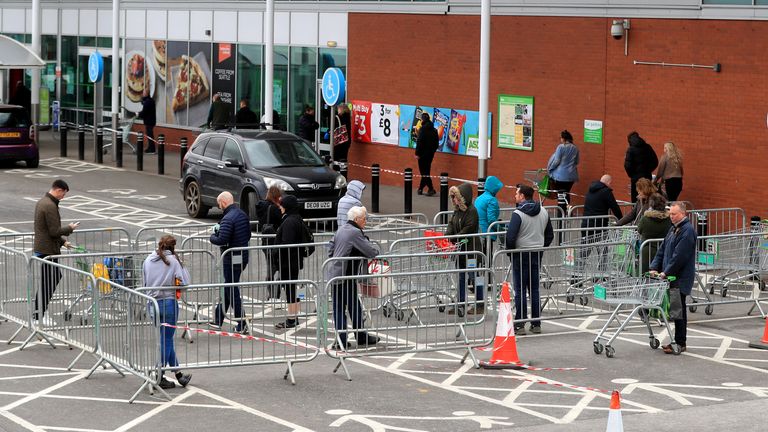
505 184 554 335
650 202 696 354
210 191 252 333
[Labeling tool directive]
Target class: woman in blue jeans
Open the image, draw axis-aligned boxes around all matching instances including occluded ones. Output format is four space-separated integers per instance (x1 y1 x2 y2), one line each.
143 235 192 390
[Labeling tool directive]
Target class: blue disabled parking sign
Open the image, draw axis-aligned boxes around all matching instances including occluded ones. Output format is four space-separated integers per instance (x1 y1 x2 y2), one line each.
322 68 345 106
88 52 104 83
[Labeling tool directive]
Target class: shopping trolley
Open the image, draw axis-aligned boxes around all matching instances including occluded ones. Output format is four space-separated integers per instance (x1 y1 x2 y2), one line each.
592 275 679 358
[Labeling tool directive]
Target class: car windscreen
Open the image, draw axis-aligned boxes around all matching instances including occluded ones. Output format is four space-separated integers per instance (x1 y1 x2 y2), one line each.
0 109 30 128
242 139 325 168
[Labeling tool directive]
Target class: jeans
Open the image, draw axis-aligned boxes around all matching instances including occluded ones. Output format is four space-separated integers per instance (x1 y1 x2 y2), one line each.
332 280 365 345
511 251 542 327
457 256 483 304
33 253 61 320
674 290 687 346
214 261 246 330
156 298 179 368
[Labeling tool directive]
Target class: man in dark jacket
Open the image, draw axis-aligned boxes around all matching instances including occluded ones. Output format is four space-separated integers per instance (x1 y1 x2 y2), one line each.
650 202 696 355
505 184 554 334
207 93 231 130
297 105 319 142
582 175 624 235
624 131 658 203
273 195 307 329
33 179 79 321
210 191 252 333
138 89 157 153
446 183 484 315
327 206 380 349
235 99 259 128
415 113 439 196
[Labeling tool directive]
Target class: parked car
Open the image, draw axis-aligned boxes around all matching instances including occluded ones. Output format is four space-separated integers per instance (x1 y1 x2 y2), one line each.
180 129 347 220
0 104 38 168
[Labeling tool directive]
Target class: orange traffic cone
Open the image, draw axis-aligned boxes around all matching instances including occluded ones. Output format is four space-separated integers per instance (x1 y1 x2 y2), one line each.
605 390 624 432
748 317 768 350
480 281 526 370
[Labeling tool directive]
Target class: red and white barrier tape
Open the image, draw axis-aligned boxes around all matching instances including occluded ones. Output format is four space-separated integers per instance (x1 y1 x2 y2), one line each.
161 323 319 351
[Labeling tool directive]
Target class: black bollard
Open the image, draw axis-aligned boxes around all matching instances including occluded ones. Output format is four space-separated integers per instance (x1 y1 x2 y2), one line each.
180 137 188 178
696 212 708 250
477 177 486 197
95 128 103 164
60 124 67 157
340 161 348 180
136 132 144 171
157 134 165 175
371 164 380 213
115 128 123 168
77 125 85 160
404 168 413 214
439 172 449 220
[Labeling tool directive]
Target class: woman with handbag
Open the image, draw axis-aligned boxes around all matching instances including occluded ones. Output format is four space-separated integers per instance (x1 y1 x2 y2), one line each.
655 141 684 201
334 104 352 162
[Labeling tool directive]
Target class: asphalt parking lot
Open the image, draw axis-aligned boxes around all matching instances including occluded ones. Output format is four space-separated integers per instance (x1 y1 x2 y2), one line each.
0 139 766 431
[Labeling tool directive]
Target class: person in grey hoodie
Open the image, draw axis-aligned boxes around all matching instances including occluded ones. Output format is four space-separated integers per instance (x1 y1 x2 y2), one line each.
142 235 192 390
505 184 554 335
337 180 366 227
327 206 380 349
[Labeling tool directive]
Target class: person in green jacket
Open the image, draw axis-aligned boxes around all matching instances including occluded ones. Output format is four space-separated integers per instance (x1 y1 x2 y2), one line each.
637 193 672 274
446 183 484 316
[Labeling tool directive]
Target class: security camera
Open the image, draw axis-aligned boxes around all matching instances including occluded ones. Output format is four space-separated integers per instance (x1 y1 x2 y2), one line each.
611 21 625 40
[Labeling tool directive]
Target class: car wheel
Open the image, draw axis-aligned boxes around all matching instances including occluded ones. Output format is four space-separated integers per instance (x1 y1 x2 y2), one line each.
26 157 39 168
184 180 209 218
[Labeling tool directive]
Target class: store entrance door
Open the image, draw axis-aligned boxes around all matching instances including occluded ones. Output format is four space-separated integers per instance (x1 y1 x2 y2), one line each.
315 79 331 156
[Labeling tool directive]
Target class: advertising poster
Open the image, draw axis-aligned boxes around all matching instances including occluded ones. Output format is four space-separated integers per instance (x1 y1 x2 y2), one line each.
398 105 431 149
432 107 450 151
497 95 534 151
166 41 212 127
352 100 372 143
165 41 188 126
124 39 154 115
584 119 603 144
146 39 167 123
212 43 237 120
370 102 399 145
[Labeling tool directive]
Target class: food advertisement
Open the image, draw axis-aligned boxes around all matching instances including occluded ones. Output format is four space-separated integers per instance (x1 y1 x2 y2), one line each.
497 94 534 151
166 41 212 127
370 103 399 145
352 100 372 143
212 43 237 120
123 39 155 114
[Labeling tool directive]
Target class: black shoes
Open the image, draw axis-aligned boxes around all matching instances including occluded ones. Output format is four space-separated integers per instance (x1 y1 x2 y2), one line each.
417 189 424 195
426 190 437 197
358 333 380 346
159 377 176 389
331 340 351 351
144 148 156 154
175 372 192 387
275 318 298 329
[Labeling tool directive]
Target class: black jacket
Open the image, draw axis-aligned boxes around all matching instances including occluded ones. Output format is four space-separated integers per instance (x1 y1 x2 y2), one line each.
139 96 156 127
235 107 259 128
415 120 439 160
275 210 306 270
210 204 252 264
582 181 623 228
297 113 319 141
624 134 658 180
208 100 231 129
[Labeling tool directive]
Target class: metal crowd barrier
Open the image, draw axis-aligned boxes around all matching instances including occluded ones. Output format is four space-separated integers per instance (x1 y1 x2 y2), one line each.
688 207 747 236
319 251 492 380
0 228 133 256
568 202 635 218
432 205 564 226
134 222 258 250
0 245 31 341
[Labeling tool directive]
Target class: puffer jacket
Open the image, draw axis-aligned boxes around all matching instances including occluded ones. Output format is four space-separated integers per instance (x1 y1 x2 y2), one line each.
209 204 252 264
475 176 503 234
337 180 366 226
445 183 482 254
637 209 672 273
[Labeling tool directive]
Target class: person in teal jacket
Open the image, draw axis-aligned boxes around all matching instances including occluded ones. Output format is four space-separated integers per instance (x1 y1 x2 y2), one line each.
475 176 503 240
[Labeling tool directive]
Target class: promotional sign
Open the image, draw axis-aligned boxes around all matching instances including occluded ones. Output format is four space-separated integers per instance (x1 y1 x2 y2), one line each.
322 67 345 106
352 100 372 143
52 100 60 130
370 103 399 145
88 52 104 83
584 119 603 144
212 43 237 109
497 95 534 151
39 88 50 125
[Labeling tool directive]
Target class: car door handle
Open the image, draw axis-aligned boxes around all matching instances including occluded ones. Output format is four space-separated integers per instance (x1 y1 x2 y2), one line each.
216 164 225 169
197 160 204 164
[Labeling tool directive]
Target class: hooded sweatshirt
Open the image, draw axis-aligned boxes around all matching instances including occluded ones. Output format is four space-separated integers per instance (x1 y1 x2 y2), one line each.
505 200 554 250
583 181 623 220
624 133 658 180
446 183 482 253
475 176 503 234
143 250 191 300
337 180 366 226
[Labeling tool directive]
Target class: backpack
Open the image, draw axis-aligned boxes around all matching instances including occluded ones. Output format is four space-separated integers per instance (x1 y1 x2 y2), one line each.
300 222 315 258
255 199 271 230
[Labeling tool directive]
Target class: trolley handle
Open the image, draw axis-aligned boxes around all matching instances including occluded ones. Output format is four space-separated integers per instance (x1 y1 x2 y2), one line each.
645 271 677 282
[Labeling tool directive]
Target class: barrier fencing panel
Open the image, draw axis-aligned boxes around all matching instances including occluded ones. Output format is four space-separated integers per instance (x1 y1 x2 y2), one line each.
0 232 35 255
135 223 226 250
89 278 165 403
137 281 320 385
688 207 747 236
26 257 100 357
319 252 493 380
305 213 430 235
0 227 133 256
568 202 635 218
0 246 31 335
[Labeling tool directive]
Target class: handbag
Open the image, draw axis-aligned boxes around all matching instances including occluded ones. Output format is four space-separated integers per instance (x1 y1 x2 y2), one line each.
333 115 350 145
667 287 683 320
358 259 394 298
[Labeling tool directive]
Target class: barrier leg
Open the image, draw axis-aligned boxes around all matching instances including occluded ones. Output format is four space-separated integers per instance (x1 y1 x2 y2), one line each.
67 349 87 371
7 323 26 344
333 358 352 381
457 324 480 368
283 360 296 385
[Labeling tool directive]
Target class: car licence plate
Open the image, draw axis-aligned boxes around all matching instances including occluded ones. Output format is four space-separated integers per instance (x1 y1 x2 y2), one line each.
305 201 332 210
0 132 21 138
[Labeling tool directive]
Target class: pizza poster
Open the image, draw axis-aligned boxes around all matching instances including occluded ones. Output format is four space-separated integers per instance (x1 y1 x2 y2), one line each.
166 41 212 127
351 100 372 143
212 43 237 117
370 103 399 145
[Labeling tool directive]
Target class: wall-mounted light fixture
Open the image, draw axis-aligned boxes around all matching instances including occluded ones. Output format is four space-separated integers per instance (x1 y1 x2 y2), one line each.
326 40 338 48
611 19 630 56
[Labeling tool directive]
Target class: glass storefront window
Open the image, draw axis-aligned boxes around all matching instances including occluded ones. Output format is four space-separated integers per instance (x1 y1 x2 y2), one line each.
237 44 263 119
317 48 348 146
61 36 78 108
272 46 289 130
289 46 317 134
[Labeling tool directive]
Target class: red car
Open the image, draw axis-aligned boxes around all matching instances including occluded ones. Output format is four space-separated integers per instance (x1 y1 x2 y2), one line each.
0 104 38 168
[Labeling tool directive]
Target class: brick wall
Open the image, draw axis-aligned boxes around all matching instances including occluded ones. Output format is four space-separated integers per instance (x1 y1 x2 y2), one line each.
347 14 768 218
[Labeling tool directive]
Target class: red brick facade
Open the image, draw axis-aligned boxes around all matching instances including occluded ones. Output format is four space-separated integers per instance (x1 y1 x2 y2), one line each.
346 14 767 218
